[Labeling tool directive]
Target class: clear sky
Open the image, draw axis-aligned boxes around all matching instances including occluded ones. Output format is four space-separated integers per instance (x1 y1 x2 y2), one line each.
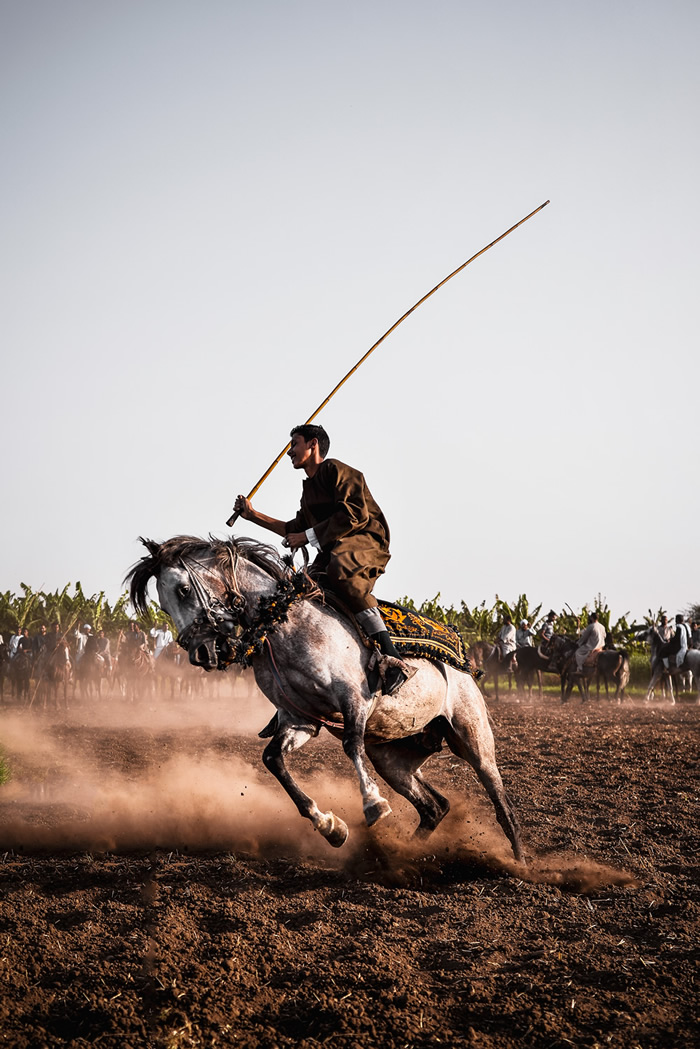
1 1 698 623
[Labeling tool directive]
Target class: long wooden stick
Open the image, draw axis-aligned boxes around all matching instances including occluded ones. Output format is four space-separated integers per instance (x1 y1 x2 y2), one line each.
226 199 549 526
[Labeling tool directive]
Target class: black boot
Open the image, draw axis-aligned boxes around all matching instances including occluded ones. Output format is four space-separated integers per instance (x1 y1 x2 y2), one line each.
374 631 416 696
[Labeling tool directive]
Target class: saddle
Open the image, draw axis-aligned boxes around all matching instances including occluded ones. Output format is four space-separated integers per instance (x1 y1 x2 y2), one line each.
317 588 478 678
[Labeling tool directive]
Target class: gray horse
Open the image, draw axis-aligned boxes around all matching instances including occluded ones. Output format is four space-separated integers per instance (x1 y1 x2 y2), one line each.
638 626 700 702
127 536 524 862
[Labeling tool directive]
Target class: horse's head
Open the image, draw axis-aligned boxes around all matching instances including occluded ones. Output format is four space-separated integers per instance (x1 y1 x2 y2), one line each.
633 625 660 650
125 536 241 671
547 634 576 670
125 535 287 671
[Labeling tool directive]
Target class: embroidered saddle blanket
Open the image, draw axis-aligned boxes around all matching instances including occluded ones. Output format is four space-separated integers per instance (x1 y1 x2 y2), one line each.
377 601 477 676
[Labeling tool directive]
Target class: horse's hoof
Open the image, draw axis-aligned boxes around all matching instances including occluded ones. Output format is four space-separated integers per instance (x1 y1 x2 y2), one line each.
324 815 349 849
364 798 392 827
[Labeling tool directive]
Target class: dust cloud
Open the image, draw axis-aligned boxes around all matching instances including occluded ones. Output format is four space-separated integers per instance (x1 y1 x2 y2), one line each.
0 675 636 892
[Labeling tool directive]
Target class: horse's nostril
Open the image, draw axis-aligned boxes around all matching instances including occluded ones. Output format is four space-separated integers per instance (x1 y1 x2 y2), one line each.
191 642 217 671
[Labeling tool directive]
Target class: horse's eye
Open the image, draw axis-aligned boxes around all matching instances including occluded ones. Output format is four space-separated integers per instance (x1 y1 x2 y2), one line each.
178 584 191 599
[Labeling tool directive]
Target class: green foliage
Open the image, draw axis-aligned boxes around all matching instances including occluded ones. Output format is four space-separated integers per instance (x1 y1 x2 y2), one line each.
0 584 161 639
392 591 664 656
0 584 42 633
628 650 651 688
0 749 10 787
494 594 543 631
0 576 692 661
396 594 500 644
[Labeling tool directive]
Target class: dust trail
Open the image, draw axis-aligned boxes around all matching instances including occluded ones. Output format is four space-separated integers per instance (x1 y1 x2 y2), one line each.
0 697 359 859
0 748 354 858
342 803 640 892
0 695 638 891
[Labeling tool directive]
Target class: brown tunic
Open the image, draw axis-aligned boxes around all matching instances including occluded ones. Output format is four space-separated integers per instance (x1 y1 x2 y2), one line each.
285 458 391 612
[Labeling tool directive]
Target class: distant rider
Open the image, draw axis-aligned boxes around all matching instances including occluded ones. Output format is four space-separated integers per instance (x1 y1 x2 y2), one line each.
574 612 606 674
496 614 517 672
660 614 690 670
539 610 558 656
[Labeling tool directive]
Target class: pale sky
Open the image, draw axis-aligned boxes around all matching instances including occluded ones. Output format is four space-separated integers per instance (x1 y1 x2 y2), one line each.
1 0 698 622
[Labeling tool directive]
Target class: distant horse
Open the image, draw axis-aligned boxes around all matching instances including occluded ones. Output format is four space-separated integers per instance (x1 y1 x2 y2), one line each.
9 650 32 704
0 644 9 702
594 649 630 701
115 643 155 702
76 647 111 699
33 642 73 710
513 645 553 699
637 627 700 702
468 641 515 700
155 642 190 697
127 536 525 861
545 636 595 702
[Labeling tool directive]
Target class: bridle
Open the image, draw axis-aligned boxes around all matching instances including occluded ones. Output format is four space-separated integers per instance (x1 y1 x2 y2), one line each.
174 550 247 663
171 543 321 675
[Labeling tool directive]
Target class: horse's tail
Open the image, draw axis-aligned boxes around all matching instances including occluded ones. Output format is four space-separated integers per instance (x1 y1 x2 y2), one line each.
617 651 631 690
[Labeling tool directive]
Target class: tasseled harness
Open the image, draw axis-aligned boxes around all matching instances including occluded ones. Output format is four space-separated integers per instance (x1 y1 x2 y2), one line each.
175 547 323 670
174 548 367 730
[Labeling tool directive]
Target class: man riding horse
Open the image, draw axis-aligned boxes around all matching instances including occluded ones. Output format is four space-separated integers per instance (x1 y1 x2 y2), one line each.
574 612 606 675
659 614 691 671
234 424 416 697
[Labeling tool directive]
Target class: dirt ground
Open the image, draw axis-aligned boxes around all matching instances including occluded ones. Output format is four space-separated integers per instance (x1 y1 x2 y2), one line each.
0 680 697 1049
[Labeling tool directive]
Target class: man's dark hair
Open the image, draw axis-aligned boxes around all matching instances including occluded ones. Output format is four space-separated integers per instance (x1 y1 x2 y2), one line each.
290 424 330 459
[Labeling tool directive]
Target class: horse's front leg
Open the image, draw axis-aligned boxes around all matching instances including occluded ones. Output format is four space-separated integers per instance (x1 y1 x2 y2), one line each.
340 699 392 826
262 717 349 848
646 664 663 702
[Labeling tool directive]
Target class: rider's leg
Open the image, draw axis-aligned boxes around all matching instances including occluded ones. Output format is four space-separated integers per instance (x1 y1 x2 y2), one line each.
355 607 398 655
354 606 417 696
323 550 416 696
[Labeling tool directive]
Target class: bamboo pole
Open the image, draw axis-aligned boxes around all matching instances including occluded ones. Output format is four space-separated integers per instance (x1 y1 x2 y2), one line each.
226 199 549 527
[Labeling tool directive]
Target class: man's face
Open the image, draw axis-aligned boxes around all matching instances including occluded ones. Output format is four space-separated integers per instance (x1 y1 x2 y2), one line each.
287 434 316 470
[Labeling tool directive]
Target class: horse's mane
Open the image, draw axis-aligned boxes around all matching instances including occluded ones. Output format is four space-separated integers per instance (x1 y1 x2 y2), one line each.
125 534 290 615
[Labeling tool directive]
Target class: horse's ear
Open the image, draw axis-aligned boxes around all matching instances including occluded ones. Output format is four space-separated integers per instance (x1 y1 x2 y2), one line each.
139 537 161 558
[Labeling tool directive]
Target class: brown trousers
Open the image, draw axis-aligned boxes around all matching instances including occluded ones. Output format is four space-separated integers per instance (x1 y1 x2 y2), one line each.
308 539 390 613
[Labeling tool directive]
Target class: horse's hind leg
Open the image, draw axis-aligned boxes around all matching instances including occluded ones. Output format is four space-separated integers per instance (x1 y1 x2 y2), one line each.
262 719 349 848
444 694 523 863
366 733 450 836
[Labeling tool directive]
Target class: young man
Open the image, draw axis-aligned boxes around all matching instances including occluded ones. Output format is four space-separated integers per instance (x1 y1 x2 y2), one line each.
150 622 174 659
574 612 607 673
539 610 558 655
516 619 536 648
496 614 517 671
660 614 690 670
233 424 415 695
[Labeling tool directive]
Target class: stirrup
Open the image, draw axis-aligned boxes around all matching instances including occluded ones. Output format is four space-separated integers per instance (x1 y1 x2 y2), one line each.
378 655 417 696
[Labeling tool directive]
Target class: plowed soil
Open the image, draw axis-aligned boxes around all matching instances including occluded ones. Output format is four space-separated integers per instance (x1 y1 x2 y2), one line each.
0 682 697 1048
